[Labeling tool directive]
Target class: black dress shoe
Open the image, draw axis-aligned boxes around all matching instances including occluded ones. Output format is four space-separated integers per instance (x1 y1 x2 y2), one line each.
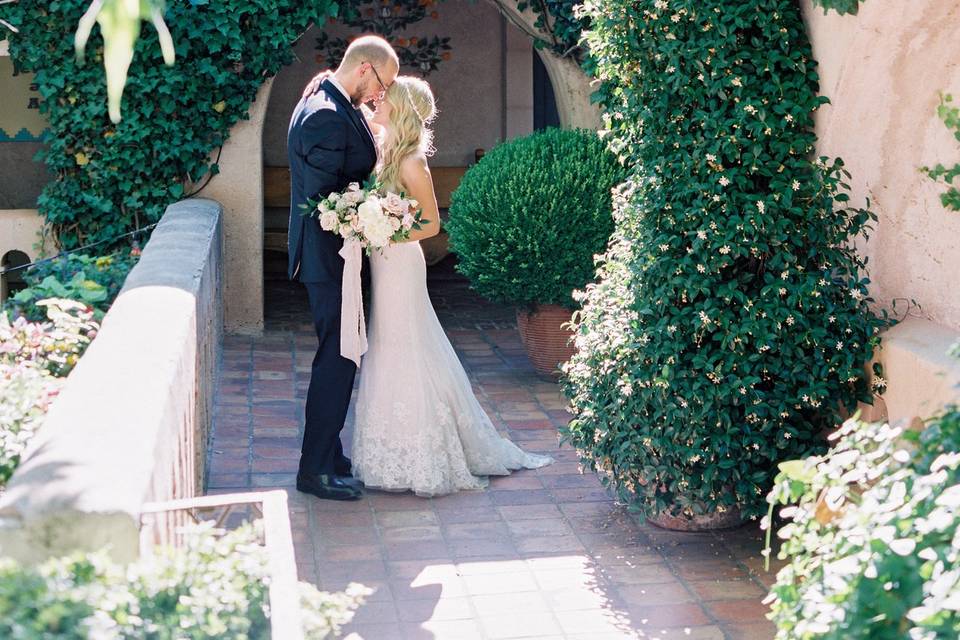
296 472 363 501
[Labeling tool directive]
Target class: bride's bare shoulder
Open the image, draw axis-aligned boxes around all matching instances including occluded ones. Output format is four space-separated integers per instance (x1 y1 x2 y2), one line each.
400 153 431 180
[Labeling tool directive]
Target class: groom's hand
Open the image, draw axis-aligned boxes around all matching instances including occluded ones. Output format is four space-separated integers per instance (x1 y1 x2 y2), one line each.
302 70 333 98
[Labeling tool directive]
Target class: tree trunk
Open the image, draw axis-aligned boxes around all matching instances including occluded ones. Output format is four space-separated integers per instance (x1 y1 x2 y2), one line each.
488 0 601 130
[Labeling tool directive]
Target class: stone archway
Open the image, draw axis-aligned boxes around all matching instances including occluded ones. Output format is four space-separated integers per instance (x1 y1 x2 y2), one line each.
486 0 599 130
207 1 599 334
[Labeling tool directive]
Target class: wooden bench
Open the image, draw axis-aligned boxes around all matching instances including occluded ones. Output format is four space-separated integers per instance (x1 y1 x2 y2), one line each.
263 166 468 260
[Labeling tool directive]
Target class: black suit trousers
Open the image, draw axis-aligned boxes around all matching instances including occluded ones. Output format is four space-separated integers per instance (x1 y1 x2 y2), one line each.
300 282 356 476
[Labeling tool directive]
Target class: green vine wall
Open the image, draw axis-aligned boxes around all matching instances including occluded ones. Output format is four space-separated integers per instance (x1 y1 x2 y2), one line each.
1 0 337 250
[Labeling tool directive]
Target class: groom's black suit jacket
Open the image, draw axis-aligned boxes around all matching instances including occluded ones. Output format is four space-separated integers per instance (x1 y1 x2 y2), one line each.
287 78 378 283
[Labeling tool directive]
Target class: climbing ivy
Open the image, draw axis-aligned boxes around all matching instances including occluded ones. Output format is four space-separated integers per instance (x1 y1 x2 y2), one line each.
812 0 864 15
922 94 960 212
516 0 588 61
0 0 338 250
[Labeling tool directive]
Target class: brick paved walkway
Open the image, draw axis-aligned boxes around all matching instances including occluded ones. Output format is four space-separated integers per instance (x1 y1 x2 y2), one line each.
207 255 779 639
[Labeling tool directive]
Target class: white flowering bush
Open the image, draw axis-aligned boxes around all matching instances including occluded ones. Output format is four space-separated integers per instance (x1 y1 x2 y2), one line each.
561 0 889 523
0 521 369 639
763 409 960 638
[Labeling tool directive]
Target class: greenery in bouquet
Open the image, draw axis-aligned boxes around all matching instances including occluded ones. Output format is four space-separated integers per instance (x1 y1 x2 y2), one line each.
764 406 960 639
0 361 62 488
302 180 428 252
0 521 370 639
561 0 889 522
445 127 626 310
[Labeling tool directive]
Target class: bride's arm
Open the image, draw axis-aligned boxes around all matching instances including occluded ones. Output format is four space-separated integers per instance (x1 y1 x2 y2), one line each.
398 155 441 242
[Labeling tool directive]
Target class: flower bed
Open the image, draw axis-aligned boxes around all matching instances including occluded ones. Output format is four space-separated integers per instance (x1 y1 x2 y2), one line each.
0 248 140 490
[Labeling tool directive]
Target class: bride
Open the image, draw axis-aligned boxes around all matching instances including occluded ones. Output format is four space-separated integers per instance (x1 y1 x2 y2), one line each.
352 76 553 496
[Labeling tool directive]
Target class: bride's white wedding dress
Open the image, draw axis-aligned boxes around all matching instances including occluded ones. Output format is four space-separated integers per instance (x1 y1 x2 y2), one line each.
352 240 553 496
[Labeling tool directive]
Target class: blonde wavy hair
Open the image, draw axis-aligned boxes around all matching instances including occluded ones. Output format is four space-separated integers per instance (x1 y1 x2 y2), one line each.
377 76 437 192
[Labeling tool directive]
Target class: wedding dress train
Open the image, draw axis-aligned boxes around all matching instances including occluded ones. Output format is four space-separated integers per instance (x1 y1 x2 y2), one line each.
352 240 553 497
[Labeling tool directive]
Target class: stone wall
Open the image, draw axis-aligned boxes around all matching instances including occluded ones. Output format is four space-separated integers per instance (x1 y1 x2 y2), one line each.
0 199 223 564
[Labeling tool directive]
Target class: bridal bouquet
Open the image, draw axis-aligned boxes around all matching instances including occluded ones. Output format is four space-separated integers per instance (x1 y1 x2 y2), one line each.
300 181 429 368
303 181 427 252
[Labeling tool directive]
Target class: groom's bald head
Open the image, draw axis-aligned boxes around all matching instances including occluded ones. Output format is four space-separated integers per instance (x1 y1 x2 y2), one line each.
335 35 399 106
339 35 399 75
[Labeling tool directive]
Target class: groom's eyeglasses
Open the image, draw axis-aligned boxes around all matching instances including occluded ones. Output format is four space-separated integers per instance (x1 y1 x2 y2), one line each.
363 61 389 99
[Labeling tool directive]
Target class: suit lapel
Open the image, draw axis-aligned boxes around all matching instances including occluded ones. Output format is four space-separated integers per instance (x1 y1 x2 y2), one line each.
321 79 377 161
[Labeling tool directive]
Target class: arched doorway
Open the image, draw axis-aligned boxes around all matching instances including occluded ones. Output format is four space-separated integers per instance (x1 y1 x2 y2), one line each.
201 0 584 334
256 1 562 323
1 249 30 301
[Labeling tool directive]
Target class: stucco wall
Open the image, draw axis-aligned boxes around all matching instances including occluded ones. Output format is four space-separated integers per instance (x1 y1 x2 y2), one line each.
803 1 960 330
263 0 529 168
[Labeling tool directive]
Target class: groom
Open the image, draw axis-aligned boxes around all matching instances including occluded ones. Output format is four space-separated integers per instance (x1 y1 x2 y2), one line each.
288 35 399 501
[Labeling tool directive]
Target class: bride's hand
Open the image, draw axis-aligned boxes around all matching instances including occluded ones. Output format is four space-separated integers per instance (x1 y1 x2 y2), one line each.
302 70 333 98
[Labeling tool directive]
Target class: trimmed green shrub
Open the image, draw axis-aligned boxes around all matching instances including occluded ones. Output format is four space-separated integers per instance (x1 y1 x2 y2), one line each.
0 522 369 639
562 0 889 522
446 128 626 309
765 407 960 638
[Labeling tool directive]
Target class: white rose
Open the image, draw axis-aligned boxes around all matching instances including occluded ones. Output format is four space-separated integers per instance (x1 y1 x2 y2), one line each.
365 218 394 247
401 213 415 230
389 216 402 232
357 196 383 228
327 192 341 204
319 211 339 231
347 182 361 192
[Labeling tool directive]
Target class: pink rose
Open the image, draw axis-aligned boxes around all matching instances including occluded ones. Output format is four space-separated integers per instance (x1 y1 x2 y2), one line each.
382 192 406 215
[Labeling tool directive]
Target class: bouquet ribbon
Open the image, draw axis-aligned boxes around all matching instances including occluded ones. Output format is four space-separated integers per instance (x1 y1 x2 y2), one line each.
338 238 368 368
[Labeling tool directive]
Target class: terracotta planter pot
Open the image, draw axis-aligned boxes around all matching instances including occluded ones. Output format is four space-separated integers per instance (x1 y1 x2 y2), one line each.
516 304 576 378
647 506 744 532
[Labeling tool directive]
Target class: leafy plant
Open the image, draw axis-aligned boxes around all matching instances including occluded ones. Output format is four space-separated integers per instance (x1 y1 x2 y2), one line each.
0 0 338 251
0 361 61 487
764 408 960 638
516 0 589 61
921 93 960 212
6 247 139 323
811 0 864 14
0 300 99 378
25 248 141 304
446 127 626 309
0 521 370 639
562 0 889 523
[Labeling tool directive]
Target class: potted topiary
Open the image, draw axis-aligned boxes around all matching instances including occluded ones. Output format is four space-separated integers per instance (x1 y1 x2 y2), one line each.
446 128 626 377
